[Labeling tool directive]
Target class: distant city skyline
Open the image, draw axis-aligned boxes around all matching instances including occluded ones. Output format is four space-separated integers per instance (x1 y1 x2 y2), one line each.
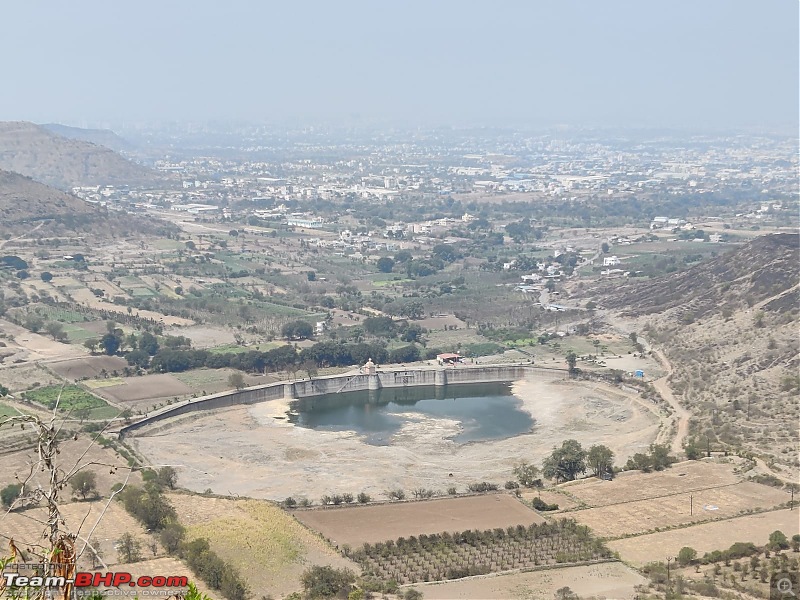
2 1 798 132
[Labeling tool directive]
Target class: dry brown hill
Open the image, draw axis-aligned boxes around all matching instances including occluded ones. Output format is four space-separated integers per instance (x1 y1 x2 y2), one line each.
0 121 167 189
591 234 799 475
0 168 95 226
0 168 174 238
41 122 135 153
597 233 798 320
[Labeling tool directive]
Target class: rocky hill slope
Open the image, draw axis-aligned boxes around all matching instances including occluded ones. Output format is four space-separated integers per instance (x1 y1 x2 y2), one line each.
41 122 135 153
0 168 173 238
594 234 799 476
0 121 167 189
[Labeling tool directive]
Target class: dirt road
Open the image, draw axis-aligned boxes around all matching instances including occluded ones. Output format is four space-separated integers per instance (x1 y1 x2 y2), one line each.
649 347 690 454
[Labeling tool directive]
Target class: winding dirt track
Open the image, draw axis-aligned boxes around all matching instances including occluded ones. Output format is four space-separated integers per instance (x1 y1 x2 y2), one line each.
649 347 690 454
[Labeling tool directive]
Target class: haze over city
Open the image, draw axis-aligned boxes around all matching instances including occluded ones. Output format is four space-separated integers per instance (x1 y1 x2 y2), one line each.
0 3 798 600
2 0 798 130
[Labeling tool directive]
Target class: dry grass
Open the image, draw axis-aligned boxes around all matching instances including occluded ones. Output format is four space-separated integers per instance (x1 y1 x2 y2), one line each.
570 481 790 539
294 495 545 547
561 460 740 508
608 508 800 566
167 493 354 599
418 561 646 599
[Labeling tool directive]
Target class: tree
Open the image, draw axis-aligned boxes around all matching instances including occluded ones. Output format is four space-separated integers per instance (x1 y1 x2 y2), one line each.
565 350 577 373
83 339 99 354
139 331 160 355
626 452 652 472
40 271 53 282
554 587 579 600
25 314 44 333
648 443 674 470
1 483 21 508
228 372 246 390
601 242 610 253
87 537 104 569
513 461 542 488
770 530 789 550
156 466 178 490
282 320 314 340
70 471 97 500
301 566 355 599
677 546 697 566
159 523 185 555
587 445 614 479
100 332 121 355
543 440 587 483
116 532 142 563
74 407 91 423
376 257 395 273
44 321 66 341
307 271 316 281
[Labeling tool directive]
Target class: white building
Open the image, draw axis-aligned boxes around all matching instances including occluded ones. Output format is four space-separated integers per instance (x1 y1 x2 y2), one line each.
603 256 621 267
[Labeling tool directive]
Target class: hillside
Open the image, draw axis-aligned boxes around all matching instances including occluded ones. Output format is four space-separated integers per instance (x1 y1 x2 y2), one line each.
41 122 135 153
0 121 167 189
592 234 799 475
0 168 174 237
0 169 96 227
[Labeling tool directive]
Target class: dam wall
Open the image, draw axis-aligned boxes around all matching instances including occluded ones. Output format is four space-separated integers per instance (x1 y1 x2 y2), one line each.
119 364 567 437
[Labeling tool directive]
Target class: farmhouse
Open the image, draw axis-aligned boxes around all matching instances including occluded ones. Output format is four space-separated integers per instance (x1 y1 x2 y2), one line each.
436 352 462 365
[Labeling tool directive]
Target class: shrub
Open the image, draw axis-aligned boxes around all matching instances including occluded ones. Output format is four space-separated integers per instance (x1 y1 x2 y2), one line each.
283 497 297 508
300 565 355 599
530 497 559 511
357 492 371 504
1 483 22 508
467 482 498 493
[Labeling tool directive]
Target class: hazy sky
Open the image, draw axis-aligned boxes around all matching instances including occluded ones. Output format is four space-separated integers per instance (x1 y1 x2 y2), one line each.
2 1 798 131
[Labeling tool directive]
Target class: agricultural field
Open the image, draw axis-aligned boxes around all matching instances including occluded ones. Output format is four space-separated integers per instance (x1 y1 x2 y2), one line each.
0 363 61 393
88 373 194 410
561 459 739 507
418 561 647 600
172 368 273 394
3 500 148 568
22 384 119 419
48 355 129 379
167 493 354 599
293 495 546 547
564 461 792 539
350 519 611 585
608 508 800 566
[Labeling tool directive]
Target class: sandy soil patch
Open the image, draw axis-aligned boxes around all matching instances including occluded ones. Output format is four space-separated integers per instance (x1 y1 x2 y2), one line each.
0 318 86 362
0 363 61 393
165 324 237 348
3 500 146 568
418 561 647 599
295 495 545 546
571 481 791 538
416 314 467 331
608 508 800 566
132 375 660 502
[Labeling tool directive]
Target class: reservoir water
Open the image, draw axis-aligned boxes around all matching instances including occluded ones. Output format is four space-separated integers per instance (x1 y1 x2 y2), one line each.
289 382 534 445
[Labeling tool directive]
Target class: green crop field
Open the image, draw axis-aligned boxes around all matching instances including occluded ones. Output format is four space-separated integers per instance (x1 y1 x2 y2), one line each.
23 385 113 418
62 324 98 343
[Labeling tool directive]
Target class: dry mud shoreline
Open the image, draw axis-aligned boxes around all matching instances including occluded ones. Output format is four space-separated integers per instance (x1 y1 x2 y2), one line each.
133 376 660 500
